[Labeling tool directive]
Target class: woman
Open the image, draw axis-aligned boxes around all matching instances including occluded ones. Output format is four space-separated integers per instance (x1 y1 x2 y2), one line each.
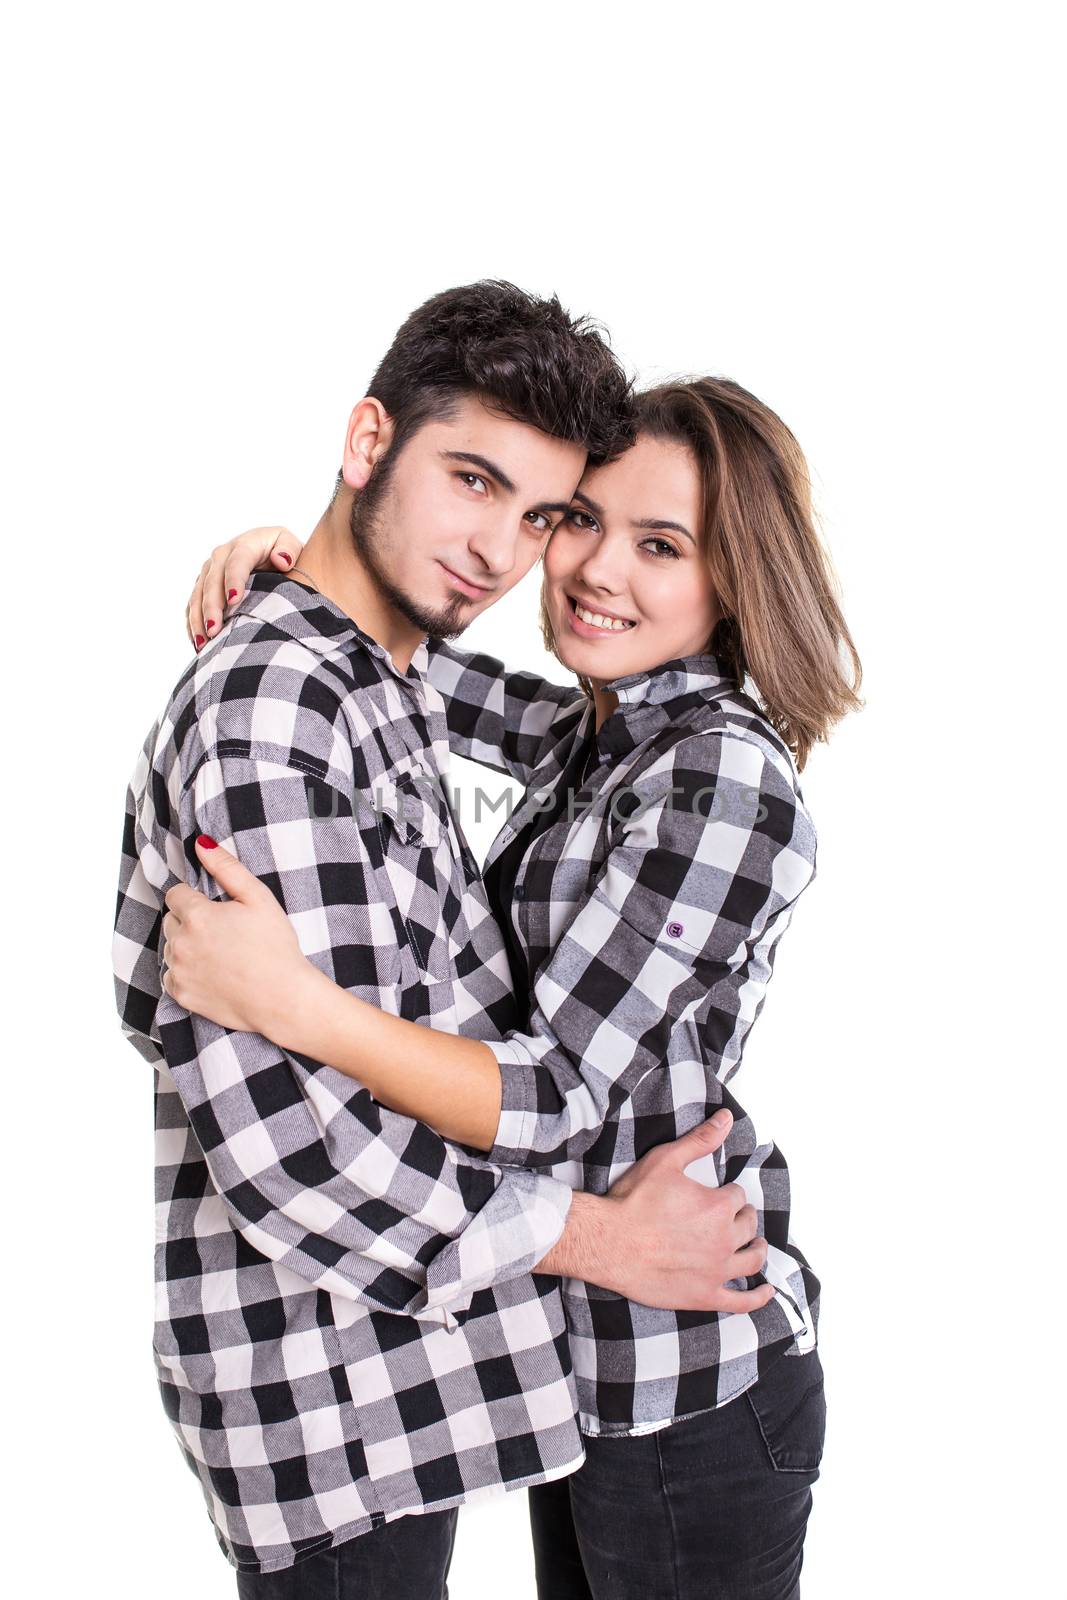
166 377 861 1598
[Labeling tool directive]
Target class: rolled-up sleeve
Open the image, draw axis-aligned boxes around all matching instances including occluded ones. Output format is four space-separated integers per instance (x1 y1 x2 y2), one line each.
122 752 572 1328
486 734 817 1168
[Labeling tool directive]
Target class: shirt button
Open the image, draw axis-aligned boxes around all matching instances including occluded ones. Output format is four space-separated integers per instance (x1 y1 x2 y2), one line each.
514 883 526 901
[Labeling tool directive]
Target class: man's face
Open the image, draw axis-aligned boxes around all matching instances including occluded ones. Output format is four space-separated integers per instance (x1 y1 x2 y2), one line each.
350 394 587 639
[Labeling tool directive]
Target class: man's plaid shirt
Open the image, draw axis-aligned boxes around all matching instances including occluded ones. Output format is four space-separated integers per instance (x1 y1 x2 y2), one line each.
112 573 585 1575
426 639 821 1436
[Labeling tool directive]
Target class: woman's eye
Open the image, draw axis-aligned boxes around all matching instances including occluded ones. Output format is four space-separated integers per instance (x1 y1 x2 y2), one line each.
642 537 680 559
563 509 599 532
459 472 488 495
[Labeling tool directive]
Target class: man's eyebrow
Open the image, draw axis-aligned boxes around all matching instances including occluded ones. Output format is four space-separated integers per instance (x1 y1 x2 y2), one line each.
440 451 516 495
531 501 576 518
573 490 695 543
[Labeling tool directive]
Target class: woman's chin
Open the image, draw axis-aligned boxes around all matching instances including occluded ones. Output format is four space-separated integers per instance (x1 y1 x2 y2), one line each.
550 631 599 677
552 635 641 684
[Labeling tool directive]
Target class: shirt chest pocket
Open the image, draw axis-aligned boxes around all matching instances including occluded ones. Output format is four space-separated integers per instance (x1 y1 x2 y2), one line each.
373 765 456 987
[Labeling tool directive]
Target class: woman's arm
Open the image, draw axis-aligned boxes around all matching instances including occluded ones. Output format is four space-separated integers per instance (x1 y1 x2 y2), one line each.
283 955 505 1148
178 528 586 785
165 733 816 1162
423 638 585 785
184 526 304 650
163 836 508 1149
162 837 779 1315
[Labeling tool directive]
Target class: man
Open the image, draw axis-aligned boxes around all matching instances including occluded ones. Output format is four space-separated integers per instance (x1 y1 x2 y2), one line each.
113 282 772 1595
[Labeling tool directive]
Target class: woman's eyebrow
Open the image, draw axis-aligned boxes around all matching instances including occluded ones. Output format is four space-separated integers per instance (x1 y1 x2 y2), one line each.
573 490 694 544
631 517 695 543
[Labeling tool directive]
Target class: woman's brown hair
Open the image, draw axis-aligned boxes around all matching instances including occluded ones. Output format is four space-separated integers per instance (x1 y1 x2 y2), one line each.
541 376 862 770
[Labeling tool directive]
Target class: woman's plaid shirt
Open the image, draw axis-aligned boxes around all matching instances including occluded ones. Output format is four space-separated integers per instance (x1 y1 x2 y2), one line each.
112 574 585 1575
426 639 821 1436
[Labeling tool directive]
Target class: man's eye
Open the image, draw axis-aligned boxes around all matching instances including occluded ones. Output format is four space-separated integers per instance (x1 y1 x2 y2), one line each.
459 472 488 494
525 510 551 532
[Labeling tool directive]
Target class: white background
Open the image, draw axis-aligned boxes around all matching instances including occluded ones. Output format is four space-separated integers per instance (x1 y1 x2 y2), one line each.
2 3 1063 1595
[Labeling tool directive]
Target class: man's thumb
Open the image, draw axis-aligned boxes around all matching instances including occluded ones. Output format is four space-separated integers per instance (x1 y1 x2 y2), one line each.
669 1108 733 1163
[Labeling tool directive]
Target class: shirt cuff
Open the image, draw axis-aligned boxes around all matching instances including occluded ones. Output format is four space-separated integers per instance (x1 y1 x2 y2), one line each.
484 1036 557 1167
417 1163 573 1332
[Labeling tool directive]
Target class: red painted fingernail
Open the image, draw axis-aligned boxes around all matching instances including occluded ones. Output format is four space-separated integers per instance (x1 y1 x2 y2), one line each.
197 835 218 850
278 552 292 566
195 634 205 648
206 618 216 630
228 588 238 601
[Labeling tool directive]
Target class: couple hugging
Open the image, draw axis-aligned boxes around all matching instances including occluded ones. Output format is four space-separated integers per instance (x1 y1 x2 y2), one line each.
113 280 860 1599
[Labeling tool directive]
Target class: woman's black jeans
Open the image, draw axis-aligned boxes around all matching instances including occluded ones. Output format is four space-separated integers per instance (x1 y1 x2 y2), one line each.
528 1345 826 1600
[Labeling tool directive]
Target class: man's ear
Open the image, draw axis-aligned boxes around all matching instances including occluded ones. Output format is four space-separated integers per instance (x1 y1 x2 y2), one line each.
341 397 395 491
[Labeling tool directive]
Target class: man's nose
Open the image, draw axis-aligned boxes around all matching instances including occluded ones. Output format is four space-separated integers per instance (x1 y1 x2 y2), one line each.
466 511 523 578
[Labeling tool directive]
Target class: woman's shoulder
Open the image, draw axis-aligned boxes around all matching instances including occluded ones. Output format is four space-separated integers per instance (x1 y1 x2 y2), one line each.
620 694 814 861
641 689 804 797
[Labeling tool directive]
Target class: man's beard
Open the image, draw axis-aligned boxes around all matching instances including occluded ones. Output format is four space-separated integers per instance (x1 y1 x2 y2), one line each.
349 464 473 641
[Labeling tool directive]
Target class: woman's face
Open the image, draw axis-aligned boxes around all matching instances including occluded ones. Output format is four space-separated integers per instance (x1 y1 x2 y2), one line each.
543 433 719 684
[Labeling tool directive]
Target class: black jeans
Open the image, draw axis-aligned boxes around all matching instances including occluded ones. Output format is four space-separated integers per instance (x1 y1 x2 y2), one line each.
234 1506 458 1600
528 1346 826 1600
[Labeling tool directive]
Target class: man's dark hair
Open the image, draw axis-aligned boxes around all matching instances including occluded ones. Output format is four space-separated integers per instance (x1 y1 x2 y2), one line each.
363 280 635 467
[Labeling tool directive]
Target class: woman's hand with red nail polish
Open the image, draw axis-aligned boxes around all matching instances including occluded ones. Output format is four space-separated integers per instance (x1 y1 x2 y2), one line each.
162 836 308 1035
184 528 306 650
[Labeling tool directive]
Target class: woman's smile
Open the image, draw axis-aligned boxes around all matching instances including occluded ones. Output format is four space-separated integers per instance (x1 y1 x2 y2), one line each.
545 433 718 681
564 592 638 636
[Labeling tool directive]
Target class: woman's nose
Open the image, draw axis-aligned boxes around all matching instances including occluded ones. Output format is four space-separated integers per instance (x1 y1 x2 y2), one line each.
575 542 627 594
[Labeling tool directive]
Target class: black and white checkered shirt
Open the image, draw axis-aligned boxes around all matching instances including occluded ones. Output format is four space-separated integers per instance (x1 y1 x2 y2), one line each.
426 639 821 1435
112 573 585 1575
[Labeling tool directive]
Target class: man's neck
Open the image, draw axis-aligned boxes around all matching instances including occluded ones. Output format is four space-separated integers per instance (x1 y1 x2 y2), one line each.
287 498 425 673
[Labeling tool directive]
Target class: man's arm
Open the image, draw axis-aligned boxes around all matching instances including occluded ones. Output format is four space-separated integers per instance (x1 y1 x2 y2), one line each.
116 746 576 1329
533 1111 775 1315
423 638 585 784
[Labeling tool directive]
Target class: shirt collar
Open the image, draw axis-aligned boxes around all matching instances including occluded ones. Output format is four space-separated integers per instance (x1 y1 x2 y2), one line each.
604 652 738 709
235 570 429 681
591 652 740 762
